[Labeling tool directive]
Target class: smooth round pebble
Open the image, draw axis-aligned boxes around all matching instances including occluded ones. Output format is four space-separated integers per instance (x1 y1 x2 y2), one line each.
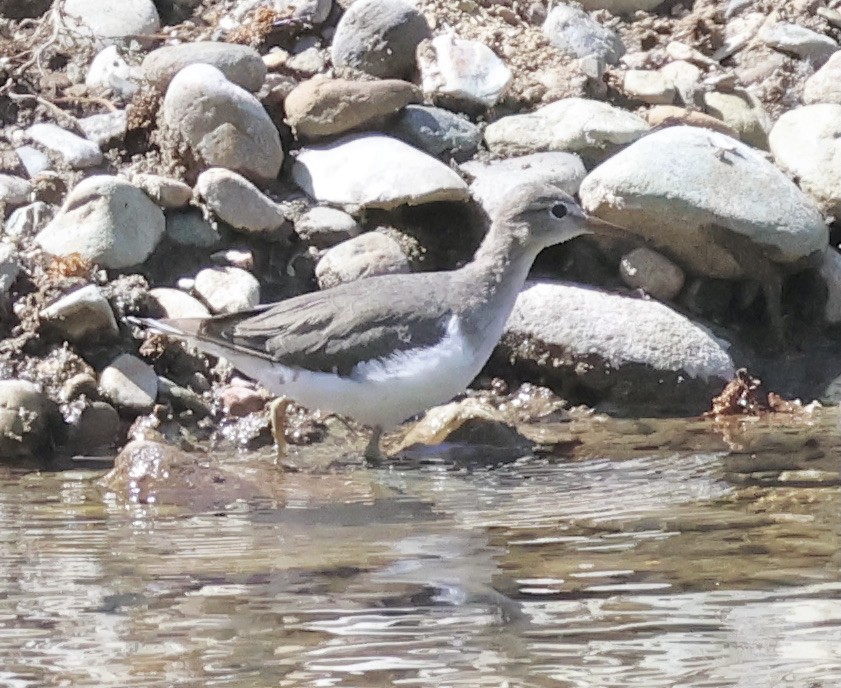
132 173 192 208
40 284 119 343
165 210 222 248
63 0 160 46
194 266 260 314
148 287 211 319
389 105 482 161
142 42 267 92
99 353 158 413
195 168 290 236
619 247 685 301
315 232 409 289
295 207 360 248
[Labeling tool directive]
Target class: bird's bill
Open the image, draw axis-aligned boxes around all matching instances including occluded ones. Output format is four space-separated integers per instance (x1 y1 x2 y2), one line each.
583 213 635 242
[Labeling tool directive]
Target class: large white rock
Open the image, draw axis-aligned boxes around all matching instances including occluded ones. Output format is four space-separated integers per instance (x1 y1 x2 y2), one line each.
484 98 650 159
162 64 283 182
292 133 469 209
803 51 841 104
579 126 828 279
195 168 290 236
0 174 31 206
26 122 103 169
760 21 838 65
769 104 841 216
64 0 160 46
35 176 165 268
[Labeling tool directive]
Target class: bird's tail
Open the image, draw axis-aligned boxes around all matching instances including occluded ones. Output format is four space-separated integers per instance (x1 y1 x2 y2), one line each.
125 315 207 339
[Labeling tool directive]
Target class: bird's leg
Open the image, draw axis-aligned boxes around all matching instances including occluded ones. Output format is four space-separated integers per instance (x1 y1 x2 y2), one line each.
364 425 385 466
269 397 291 461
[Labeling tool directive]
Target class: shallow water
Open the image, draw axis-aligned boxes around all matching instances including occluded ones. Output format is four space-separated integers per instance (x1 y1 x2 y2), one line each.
0 410 839 687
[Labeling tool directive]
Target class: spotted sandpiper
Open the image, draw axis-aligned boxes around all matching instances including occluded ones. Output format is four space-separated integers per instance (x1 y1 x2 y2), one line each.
131 183 627 460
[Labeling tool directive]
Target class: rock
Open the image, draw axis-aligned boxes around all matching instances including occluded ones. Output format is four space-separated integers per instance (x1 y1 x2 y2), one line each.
292 133 469 209
417 33 512 109
0 380 61 460
576 0 666 12
0 174 31 207
194 266 260 313
315 232 409 289
284 77 420 139
25 122 104 169
63 0 160 46
161 64 283 182
331 0 431 79
35 176 165 269
158 377 213 417
4 201 52 239
542 4 624 65
388 105 482 161
286 47 328 76
132 173 192 208
769 104 841 216
15 146 52 177
195 168 290 237
760 22 838 65
622 69 676 105
0 244 20 293
286 0 332 24
40 284 119 343
0 0 52 19
501 281 735 414
803 51 841 104
461 152 586 220
295 206 360 248
659 60 702 106
221 384 266 416
99 353 158 413
68 401 120 453
819 249 841 324
484 97 650 161
165 209 222 247
141 41 267 92
147 287 211 318
619 247 685 300
77 111 129 148
579 126 828 279
60 373 99 402
703 90 770 150
644 105 739 138
85 45 141 98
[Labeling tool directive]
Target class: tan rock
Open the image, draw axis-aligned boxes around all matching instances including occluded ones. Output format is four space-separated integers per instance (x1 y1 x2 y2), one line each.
645 105 739 138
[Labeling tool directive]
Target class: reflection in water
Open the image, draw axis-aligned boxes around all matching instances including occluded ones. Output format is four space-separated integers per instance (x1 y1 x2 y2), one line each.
0 413 838 687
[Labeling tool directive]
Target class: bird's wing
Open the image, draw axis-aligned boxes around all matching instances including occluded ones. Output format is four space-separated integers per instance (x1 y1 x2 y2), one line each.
195 273 456 376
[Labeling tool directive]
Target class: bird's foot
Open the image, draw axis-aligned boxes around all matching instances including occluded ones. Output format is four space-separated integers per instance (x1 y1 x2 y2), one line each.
269 397 292 463
363 426 387 467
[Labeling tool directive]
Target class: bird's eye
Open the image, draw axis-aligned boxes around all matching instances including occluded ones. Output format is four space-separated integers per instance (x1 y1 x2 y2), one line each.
550 203 568 219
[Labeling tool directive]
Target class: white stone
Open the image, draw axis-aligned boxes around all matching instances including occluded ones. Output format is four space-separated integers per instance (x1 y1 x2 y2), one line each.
295 206 360 248
142 41 266 92
760 22 838 65
195 167 289 235
418 33 512 108
543 4 624 64
64 0 160 46
461 152 586 220
4 201 52 238
85 46 141 98
26 122 103 169
315 232 409 289
99 353 158 413
622 69 676 105
77 110 128 148
162 64 283 181
194 266 260 314
579 126 828 279
804 51 841 105
292 133 469 209
484 97 650 158
148 287 211 319
659 60 702 105
0 174 31 206
15 146 51 177
620 247 685 300
0 244 20 293
132 173 192 208
35 175 165 268
769 104 841 216
40 284 119 343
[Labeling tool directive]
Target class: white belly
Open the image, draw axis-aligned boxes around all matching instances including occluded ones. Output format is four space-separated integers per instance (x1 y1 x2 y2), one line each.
216 315 489 428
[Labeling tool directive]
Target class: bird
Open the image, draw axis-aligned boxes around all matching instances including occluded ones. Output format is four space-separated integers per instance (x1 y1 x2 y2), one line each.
130 183 628 461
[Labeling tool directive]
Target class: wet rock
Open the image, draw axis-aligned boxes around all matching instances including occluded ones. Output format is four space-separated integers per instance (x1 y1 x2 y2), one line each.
294 206 360 249
620 247 685 301
158 377 212 418
40 284 119 343
284 77 420 139
417 33 512 109
484 98 650 161
769 104 841 216
63 0 160 46
86 46 141 98
315 232 409 289
0 380 62 460
99 353 158 413
132 173 192 208
645 105 739 138
462 152 586 220
25 123 103 169
622 69 676 105
147 287 211 318
0 174 31 207
501 281 735 414
388 105 481 161
292 133 468 209
0 244 20 293
165 209 222 248
60 373 99 402
221 384 266 416
194 266 260 313
15 146 52 177
0 0 52 19
195 168 290 237
77 110 129 148
331 0 431 79
35 176 165 269
142 41 267 92
579 126 828 280
577 0 665 12
543 5 624 66
803 51 841 104
161 64 283 182
4 201 52 239
68 401 120 453
760 22 838 65
819 249 841 324
703 90 770 150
